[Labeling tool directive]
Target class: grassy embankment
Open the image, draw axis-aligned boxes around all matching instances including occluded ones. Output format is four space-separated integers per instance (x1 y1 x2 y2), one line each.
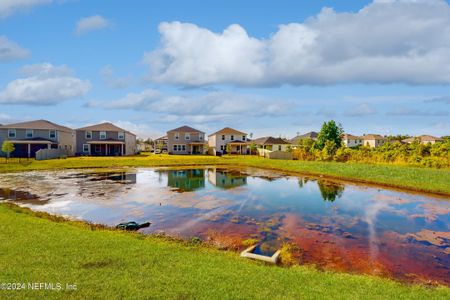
0 154 449 195
0 203 449 299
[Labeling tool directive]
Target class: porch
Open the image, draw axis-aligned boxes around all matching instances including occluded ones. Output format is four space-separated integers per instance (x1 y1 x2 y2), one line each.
9 139 56 158
87 141 125 156
188 142 206 155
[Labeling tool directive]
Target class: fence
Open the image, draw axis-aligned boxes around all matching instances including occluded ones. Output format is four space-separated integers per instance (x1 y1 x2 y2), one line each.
257 149 293 160
35 148 68 160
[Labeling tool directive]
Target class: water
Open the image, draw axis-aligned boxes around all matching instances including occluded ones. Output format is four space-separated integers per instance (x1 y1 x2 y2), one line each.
0 167 449 284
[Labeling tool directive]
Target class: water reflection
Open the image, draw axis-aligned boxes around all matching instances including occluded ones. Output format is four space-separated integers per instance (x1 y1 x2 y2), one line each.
0 167 449 285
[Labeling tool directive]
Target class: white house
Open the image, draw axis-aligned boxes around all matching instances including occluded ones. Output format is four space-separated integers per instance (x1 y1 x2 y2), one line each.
208 127 248 155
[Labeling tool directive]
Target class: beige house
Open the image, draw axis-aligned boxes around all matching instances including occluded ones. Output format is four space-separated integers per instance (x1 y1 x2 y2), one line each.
208 127 248 155
362 134 386 148
0 119 75 158
76 122 137 156
342 134 363 148
402 135 444 145
167 126 206 155
155 135 168 152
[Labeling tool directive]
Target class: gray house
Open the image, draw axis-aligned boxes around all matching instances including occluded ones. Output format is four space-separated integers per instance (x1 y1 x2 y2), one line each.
167 125 206 155
0 119 75 158
76 122 137 156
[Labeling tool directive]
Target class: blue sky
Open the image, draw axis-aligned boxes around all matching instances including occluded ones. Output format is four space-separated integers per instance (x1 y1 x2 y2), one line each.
0 0 449 139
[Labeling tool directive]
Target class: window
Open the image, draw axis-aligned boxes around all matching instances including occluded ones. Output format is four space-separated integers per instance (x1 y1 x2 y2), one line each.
83 144 90 153
8 129 16 138
175 133 179 140
86 131 92 139
185 133 190 140
278 145 282 151
242 135 246 141
220 145 224 150
49 130 56 139
100 131 106 139
118 132 125 140
221 135 225 140
199 134 203 140
231 135 234 141
26 129 33 138
173 145 178 151
182 145 186 151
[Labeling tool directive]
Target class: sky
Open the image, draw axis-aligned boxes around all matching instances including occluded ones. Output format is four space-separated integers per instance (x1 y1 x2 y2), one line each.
0 0 449 139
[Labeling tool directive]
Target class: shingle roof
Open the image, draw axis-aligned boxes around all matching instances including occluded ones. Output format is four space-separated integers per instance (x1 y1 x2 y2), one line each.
76 122 135 135
252 136 291 145
362 134 385 140
402 135 443 143
289 131 318 143
167 125 204 134
343 134 360 139
0 119 73 133
209 127 247 137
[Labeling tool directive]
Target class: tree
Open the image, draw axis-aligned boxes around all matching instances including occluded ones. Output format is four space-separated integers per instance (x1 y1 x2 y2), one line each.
316 120 344 150
2 140 15 162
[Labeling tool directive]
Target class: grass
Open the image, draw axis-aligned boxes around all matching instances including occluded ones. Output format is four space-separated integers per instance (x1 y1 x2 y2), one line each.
1 154 449 195
0 203 449 299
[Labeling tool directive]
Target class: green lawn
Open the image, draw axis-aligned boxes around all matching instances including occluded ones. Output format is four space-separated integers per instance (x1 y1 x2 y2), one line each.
1 154 449 195
0 203 448 299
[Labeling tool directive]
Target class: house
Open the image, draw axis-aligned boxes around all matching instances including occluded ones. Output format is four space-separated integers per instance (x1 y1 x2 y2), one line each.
137 141 152 152
207 168 247 189
342 134 363 147
252 136 292 159
402 135 444 145
361 134 386 148
167 126 206 155
289 131 318 144
0 119 75 158
76 122 137 156
166 169 205 192
154 135 168 152
208 127 248 155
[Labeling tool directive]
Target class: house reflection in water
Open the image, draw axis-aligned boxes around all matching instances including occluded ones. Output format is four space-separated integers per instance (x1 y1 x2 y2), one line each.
207 168 247 189
166 169 205 192
88 172 137 184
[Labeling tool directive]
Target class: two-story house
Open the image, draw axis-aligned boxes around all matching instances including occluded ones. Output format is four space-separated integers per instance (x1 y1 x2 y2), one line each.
208 127 248 155
167 126 205 155
0 119 75 158
342 134 363 148
76 122 137 156
402 135 444 145
362 134 386 148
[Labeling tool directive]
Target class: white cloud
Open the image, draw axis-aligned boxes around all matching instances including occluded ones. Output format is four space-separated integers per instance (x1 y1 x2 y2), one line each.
0 36 29 62
100 65 133 89
144 0 450 86
98 120 161 139
0 63 91 105
75 15 111 36
0 0 52 18
86 90 292 120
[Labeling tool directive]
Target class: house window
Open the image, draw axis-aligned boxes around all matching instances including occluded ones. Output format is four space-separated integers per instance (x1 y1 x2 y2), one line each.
199 134 203 140
231 135 234 141
8 129 16 138
175 133 179 140
173 145 178 151
100 131 106 139
242 135 246 141
26 129 33 138
83 144 90 153
118 132 125 140
278 145 282 151
182 145 186 151
185 133 190 140
222 135 225 140
49 130 56 139
220 145 224 151
86 131 92 139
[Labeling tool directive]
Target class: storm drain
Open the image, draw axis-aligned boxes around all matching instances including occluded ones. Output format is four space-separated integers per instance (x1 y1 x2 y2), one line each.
240 245 281 264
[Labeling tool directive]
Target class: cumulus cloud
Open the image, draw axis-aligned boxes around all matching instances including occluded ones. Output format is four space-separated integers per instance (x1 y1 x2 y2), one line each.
144 0 450 86
0 63 91 105
0 0 52 18
86 90 292 123
75 15 111 35
100 65 133 89
0 36 29 62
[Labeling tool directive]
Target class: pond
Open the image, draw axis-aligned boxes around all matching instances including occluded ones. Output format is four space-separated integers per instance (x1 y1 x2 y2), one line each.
0 167 449 285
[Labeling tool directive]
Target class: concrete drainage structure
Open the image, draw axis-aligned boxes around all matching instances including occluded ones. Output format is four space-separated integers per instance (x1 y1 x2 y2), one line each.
240 245 281 264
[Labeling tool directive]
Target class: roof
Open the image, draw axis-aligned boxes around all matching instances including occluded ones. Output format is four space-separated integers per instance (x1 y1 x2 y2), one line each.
208 127 247 137
362 134 385 140
0 119 73 133
342 134 360 140
155 135 168 140
167 125 204 134
402 135 444 143
289 131 319 143
76 122 135 135
252 136 291 145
